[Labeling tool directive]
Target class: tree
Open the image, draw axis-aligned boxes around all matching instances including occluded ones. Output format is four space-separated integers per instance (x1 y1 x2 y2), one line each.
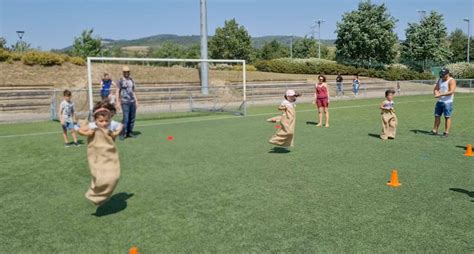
292 37 317 58
259 40 289 60
335 0 398 67
448 28 473 62
72 29 102 59
400 11 452 71
151 42 186 58
11 41 31 52
0 37 7 49
209 19 253 61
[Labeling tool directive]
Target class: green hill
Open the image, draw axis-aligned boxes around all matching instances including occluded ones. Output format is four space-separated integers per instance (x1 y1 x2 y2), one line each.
61 34 335 51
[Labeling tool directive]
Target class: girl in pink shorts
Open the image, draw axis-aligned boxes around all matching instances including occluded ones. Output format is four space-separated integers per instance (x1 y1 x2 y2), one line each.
314 75 330 127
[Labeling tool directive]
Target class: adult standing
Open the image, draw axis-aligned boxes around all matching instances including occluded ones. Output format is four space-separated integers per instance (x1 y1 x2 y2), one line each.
336 73 344 96
314 75 330 127
116 66 139 140
432 67 456 137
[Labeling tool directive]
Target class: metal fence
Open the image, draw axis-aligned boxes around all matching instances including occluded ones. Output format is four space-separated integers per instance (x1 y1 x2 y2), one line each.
0 79 472 123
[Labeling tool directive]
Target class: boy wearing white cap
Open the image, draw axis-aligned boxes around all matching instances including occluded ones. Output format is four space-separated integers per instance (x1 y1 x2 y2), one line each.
269 89 300 147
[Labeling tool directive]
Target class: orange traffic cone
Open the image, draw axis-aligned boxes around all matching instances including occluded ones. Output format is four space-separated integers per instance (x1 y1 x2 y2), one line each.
387 169 401 187
464 144 473 157
129 247 138 254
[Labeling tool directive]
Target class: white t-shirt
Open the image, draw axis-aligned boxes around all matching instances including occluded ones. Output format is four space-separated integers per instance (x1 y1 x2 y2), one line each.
75 120 120 131
60 100 75 123
88 120 121 131
281 99 295 109
382 100 395 110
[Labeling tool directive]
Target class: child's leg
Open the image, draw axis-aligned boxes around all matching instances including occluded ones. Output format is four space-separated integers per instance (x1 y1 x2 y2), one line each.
389 115 397 138
71 130 78 143
61 124 69 144
62 129 69 143
380 114 389 140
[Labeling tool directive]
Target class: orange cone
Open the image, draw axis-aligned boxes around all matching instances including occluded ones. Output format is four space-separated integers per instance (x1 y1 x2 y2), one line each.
129 247 138 254
386 169 401 187
464 144 473 157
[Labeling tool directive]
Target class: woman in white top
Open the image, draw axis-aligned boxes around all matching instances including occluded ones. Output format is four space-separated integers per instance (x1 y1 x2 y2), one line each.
432 67 456 137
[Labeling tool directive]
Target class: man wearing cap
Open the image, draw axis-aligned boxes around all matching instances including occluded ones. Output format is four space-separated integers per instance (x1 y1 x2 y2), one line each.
116 66 139 140
432 67 456 137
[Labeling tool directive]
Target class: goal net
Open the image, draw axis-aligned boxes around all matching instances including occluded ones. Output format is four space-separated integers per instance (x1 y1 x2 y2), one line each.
85 57 247 119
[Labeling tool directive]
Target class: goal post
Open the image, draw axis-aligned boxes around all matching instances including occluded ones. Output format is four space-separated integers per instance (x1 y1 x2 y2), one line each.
86 56 247 118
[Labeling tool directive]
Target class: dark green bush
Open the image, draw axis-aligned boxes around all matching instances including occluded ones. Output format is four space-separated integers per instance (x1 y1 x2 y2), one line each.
255 58 435 80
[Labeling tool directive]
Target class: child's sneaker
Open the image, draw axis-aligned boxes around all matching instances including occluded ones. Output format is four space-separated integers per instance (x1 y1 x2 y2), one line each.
74 142 80 147
64 143 71 148
442 132 449 138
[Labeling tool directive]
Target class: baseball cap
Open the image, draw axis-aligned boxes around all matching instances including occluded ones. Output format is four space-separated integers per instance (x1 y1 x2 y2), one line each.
439 67 449 78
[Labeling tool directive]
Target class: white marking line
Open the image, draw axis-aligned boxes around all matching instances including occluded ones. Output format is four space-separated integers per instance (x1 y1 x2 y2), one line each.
0 96 471 139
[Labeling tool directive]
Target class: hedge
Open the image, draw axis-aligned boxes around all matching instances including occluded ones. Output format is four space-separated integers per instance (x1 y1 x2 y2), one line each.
255 58 434 80
446 62 474 79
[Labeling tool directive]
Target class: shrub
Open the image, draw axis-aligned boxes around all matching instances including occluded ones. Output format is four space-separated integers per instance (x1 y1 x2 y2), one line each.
232 64 256 72
445 62 474 79
22 51 64 66
10 52 23 61
0 49 11 61
68 56 86 66
254 58 435 80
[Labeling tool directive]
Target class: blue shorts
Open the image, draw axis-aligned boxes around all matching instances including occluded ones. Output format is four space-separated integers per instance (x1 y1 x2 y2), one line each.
434 101 453 118
62 122 76 131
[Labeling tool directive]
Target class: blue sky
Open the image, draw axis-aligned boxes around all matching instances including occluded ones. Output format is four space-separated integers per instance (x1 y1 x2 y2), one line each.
0 0 473 50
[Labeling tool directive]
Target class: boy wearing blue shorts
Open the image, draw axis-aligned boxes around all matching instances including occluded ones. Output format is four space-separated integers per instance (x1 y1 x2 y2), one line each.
432 68 456 137
58 90 79 147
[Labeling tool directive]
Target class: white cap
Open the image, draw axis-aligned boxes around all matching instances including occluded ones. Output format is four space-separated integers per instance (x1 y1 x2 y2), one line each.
286 89 296 97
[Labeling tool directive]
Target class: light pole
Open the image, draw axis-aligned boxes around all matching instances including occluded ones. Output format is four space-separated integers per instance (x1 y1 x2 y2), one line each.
200 0 209 95
417 10 426 20
464 18 471 63
316 19 325 59
289 35 293 58
16 30 25 53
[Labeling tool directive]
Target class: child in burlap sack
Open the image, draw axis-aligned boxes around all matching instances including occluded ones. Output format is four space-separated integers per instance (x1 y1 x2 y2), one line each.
269 90 300 147
380 89 397 140
77 100 123 206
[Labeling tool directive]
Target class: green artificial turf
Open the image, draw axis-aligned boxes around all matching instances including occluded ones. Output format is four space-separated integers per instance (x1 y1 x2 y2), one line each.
0 94 473 253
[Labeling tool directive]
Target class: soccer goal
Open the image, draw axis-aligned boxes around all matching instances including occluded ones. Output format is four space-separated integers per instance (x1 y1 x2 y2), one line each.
86 57 247 119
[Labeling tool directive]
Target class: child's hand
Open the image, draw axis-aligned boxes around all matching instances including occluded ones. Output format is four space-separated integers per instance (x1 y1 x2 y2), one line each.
78 119 89 131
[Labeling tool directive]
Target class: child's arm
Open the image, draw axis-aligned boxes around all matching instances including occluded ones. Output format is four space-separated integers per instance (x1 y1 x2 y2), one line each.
277 105 287 111
77 121 94 137
72 106 77 123
110 123 123 138
58 105 64 125
379 101 386 110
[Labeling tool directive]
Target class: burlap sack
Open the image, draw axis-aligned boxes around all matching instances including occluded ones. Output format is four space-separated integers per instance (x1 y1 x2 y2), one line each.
85 128 121 206
269 105 296 147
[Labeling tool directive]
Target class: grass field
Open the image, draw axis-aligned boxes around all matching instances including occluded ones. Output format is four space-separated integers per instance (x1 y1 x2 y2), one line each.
0 94 473 253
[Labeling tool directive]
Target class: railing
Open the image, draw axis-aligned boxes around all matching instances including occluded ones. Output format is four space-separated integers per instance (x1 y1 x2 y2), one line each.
0 79 472 123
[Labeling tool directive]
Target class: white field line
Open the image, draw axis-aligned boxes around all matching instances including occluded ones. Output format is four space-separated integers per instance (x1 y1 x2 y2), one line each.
0 96 472 139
